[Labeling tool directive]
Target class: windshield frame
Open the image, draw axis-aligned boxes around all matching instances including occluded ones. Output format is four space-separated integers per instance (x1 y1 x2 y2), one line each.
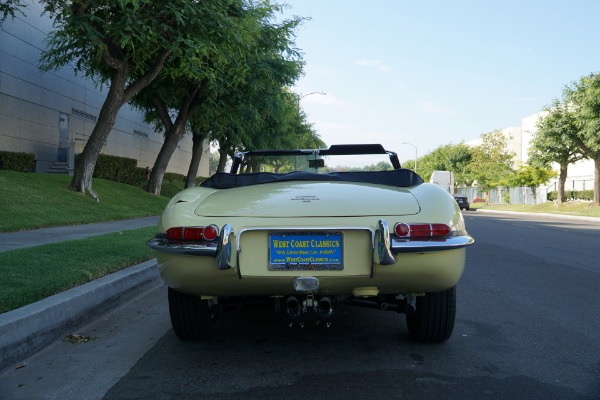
230 144 401 174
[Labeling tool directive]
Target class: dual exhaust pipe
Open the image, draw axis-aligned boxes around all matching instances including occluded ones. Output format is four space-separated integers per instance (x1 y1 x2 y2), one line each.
286 296 333 325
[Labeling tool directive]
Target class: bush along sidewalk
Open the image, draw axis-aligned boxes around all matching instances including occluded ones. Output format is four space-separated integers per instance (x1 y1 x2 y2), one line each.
547 190 594 201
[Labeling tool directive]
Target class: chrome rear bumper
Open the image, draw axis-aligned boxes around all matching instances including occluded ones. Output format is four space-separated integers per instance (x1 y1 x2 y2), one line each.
391 234 474 253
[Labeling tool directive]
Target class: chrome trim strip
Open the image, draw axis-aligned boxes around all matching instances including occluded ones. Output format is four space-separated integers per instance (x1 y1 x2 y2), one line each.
391 235 474 253
146 236 218 256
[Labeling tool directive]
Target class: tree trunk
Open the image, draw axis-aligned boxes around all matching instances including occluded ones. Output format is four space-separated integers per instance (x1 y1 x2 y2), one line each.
557 165 568 204
69 68 128 201
216 138 230 173
68 47 172 201
185 132 206 188
146 123 187 195
574 136 600 205
146 87 202 195
594 151 600 205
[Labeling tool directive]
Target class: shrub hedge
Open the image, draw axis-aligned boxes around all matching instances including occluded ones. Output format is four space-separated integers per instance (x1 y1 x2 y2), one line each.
93 154 139 184
0 151 35 172
89 154 206 186
2 150 205 188
547 190 594 201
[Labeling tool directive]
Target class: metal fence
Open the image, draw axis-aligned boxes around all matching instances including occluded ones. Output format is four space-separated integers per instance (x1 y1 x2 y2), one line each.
545 178 594 192
459 187 549 205
457 177 594 206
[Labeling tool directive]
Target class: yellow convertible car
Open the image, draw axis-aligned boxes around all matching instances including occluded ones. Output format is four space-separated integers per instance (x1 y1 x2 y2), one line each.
147 144 473 342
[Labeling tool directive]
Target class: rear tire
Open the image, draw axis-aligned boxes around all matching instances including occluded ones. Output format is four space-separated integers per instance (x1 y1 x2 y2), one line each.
168 287 222 340
406 286 456 342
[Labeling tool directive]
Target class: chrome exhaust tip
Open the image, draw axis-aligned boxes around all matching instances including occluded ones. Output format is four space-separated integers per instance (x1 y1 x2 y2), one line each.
286 296 302 322
317 297 333 322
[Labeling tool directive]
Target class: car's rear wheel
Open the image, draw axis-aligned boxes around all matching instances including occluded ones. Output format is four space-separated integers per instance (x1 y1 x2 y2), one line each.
168 287 222 340
406 286 456 342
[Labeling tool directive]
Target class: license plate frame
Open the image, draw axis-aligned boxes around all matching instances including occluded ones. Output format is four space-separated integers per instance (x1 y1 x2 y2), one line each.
268 230 344 271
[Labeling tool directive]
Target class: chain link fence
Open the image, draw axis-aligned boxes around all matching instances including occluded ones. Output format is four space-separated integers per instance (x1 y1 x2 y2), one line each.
457 177 594 205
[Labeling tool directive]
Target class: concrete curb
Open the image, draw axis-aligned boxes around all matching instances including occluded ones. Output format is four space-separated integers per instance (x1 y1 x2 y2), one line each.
0 259 161 369
474 208 600 222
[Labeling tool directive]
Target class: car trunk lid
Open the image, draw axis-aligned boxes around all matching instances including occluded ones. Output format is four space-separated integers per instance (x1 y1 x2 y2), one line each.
194 181 420 217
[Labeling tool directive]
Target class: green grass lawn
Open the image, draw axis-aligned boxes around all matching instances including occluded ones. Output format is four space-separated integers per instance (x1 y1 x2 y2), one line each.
0 171 184 232
470 200 600 217
0 227 157 313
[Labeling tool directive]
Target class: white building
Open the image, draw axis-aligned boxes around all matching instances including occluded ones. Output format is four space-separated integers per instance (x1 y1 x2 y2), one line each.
468 112 595 193
0 1 209 177
520 112 594 191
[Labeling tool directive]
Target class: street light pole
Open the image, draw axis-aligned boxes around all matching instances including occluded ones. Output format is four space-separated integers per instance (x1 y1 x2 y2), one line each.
402 142 417 173
295 91 326 170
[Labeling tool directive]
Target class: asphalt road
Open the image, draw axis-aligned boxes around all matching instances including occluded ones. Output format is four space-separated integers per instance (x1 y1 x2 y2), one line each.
1 211 599 399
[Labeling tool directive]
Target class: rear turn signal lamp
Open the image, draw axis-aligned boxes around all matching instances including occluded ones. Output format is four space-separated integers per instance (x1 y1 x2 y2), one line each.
394 223 451 238
166 225 218 242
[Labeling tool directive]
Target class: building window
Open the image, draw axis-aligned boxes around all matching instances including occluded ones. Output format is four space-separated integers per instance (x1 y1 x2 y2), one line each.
71 108 97 122
133 129 148 138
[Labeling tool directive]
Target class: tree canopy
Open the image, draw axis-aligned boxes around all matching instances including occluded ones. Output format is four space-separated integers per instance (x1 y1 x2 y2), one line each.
415 143 472 187
467 129 515 191
36 0 247 199
529 101 584 203
564 72 600 204
0 0 25 20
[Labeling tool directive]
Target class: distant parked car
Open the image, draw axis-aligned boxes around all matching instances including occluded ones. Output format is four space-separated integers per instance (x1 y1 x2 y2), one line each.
452 194 470 211
147 144 474 343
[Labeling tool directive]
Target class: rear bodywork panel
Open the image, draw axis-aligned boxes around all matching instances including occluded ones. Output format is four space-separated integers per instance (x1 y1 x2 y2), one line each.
150 178 471 297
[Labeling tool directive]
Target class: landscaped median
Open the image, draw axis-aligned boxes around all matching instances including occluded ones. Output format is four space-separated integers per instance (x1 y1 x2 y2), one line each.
469 200 600 218
0 226 157 313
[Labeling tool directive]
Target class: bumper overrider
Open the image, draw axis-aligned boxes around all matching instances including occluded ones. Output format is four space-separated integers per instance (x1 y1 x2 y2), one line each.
146 220 474 269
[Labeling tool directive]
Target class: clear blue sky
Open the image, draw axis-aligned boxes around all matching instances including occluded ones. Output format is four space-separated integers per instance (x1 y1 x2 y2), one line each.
282 0 600 164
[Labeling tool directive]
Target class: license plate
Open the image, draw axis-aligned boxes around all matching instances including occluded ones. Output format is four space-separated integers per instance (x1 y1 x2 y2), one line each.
268 231 343 271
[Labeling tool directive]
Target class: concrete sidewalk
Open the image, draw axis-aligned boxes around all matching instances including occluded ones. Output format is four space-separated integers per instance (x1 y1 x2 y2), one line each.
473 208 600 222
0 215 160 252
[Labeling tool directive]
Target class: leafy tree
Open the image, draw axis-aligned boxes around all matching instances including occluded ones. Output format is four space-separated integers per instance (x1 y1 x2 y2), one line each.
1 0 25 20
39 0 235 200
564 72 600 205
137 4 304 193
468 129 515 194
415 143 472 189
232 92 325 174
208 23 308 170
136 0 271 194
500 163 557 204
529 101 585 203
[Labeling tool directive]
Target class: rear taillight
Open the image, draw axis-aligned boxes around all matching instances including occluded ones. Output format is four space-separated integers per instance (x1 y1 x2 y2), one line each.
394 223 451 238
166 225 218 242
203 225 218 241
